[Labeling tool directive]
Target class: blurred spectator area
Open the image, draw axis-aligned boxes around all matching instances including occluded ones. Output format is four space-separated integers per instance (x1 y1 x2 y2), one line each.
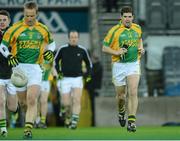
145 36 180 96
163 47 180 96
97 0 133 13
138 0 180 32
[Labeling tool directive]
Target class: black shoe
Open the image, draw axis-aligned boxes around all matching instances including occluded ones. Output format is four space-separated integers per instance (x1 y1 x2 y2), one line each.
1 130 7 137
127 122 136 132
118 113 126 127
23 129 32 139
37 122 47 129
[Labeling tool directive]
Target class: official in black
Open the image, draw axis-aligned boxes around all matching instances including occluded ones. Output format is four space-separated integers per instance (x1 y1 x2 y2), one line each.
54 30 92 129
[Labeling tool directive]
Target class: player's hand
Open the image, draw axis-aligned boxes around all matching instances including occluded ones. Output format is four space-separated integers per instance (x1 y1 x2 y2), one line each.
7 54 19 67
85 75 91 82
116 46 128 56
138 47 145 54
58 71 63 80
43 50 54 62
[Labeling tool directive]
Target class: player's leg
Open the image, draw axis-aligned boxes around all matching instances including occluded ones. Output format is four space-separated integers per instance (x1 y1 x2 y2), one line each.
60 93 71 127
69 76 83 129
24 85 40 137
112 62 127 127
115 86 127 127
126 61 140 132
38 81 50 128
7 95 18 112
70 87 83 129
17 64 42 139
6 80 18 128
57 78 72 127
126 74 140 132
0 84 7 137
6 80 18 111
17 89 27 127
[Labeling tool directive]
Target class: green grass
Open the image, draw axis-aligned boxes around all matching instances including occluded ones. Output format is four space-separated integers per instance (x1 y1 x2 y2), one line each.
0 126 180 140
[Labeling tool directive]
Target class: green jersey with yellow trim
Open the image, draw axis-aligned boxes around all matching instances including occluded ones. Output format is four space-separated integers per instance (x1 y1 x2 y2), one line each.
2 19 54 64
103 21 142 63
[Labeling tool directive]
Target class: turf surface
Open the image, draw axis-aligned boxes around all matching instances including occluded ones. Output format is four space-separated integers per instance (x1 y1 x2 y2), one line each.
0 126 180 140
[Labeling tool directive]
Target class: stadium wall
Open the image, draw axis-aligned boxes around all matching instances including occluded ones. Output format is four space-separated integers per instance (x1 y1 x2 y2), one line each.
95 97 180 126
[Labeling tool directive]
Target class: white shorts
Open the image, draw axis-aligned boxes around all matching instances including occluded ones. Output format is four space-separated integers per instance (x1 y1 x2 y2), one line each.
15 63 42 92
57 76 83 94
0 79 16 95
41 80 50 93
112 61 140 86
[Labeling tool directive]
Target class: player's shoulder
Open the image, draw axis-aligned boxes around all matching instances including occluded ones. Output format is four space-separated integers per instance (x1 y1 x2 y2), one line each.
78 44 87 51
37 22 50 31
9 20 23 30
12 20 23 27
132 23 141 29
60 44 68 48
109 24 120 32
5 20 23 34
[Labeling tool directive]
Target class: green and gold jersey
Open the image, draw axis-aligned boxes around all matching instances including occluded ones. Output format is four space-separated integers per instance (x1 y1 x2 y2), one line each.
2 19 54 64
41 60 52 81
103 21 142 63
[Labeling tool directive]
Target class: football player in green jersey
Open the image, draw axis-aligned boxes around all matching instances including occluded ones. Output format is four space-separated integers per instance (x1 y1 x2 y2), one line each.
35 60 52 129
102 6 144 132
0 1 55 139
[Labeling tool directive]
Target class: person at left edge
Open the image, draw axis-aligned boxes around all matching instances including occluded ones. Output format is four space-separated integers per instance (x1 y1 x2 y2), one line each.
0 1 56 139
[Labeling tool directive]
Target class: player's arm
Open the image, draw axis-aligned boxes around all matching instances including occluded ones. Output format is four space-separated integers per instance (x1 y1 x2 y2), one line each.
83 48 93 82
102 25 127 56
0 43 18 67
43 41 56 62
138 38 145 54
43 25 56 62
83 49 93 72
102 45 127 56
54 47 63 79
0 43 10 57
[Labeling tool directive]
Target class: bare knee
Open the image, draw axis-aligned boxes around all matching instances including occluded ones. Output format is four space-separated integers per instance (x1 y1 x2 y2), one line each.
8 104 17 112
40 99 47 107
72 96 81 106
27 97 37 106
19 101 27 110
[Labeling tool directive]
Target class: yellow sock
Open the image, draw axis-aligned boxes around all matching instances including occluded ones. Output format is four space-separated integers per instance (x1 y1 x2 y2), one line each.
40 116 46 124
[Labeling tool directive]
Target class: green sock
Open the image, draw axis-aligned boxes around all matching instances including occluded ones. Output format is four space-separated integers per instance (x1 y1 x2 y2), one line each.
118 99 125 114
71 114 79 125
0 119 6 128
25 122 33 130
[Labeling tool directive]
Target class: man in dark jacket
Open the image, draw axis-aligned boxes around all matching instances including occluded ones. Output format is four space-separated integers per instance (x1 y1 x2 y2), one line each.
54 30 92 129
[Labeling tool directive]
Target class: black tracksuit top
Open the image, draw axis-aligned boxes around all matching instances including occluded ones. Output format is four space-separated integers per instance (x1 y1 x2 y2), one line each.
55 44 93 77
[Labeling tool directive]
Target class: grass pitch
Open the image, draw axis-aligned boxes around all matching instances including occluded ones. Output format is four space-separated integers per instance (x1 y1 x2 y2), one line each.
0 126 180 140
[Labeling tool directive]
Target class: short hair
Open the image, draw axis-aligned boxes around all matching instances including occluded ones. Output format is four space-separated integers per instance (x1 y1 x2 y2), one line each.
0 10 10 19
68 30 79 38
24 1 38 13
120 6 133 16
